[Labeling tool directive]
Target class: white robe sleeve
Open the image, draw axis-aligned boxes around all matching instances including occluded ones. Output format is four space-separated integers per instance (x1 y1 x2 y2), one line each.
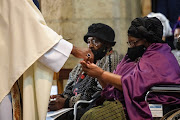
38 39 73 72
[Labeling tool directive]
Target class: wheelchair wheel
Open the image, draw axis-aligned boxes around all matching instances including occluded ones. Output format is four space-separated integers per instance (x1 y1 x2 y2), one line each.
167 109 180 120
160 108 180 120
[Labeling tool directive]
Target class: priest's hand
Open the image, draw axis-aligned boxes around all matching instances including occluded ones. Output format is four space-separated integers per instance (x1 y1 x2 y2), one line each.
71 46 94 63
48 95 66 111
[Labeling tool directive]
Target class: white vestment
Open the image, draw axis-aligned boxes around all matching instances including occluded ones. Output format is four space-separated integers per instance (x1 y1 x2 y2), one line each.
0 0 73 119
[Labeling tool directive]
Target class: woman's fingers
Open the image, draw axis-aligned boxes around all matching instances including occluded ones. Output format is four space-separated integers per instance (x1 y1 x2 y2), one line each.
80 61 88 68
50 95 57 99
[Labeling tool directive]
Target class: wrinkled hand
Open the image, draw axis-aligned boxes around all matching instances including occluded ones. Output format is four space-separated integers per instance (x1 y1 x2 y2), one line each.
48 95 66 111
71 46 94 63
80 61 104 78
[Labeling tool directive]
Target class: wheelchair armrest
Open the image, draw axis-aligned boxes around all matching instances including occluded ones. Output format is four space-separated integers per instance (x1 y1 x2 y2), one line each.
145 84 180 102
150 84 180 92
73 91 101 120
92 91 101 99
73 99 94 120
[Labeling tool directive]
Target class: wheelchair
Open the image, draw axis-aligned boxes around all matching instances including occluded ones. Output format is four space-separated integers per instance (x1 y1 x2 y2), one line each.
73 85 180 120
145 84 180 120
73 91 101 120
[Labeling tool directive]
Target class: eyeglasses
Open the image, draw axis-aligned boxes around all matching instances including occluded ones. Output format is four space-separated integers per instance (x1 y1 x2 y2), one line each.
127 39 142 47
87 39 102 47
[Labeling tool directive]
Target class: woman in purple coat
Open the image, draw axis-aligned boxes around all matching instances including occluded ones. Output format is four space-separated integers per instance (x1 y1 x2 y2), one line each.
80 17 180 120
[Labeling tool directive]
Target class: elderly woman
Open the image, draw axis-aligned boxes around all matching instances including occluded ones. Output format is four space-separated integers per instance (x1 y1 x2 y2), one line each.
80 17 180 120
48 23 122 120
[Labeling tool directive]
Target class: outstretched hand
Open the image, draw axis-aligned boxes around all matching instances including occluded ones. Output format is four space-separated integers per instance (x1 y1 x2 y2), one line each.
71 46 94 63
80 61 104 78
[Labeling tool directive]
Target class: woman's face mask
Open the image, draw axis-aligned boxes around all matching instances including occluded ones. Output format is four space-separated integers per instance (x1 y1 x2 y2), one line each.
91 46 108 63
127 45 146 61
173 38 180 50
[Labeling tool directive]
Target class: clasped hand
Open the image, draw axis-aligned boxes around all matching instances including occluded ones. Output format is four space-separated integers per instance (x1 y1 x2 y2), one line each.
80 61 104 78
48 95 66 111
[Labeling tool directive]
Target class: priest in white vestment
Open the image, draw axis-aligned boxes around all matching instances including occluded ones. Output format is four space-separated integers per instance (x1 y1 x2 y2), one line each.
0 0 93 120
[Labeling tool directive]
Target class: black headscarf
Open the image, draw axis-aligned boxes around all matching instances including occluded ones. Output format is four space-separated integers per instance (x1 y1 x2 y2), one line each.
128 17 165 43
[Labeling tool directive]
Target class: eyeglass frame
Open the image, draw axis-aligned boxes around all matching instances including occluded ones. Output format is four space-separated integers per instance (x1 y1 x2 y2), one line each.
127 39 143 47
87 38 103 47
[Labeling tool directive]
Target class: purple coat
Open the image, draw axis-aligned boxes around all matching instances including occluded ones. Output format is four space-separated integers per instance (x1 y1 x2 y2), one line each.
101 43 180 120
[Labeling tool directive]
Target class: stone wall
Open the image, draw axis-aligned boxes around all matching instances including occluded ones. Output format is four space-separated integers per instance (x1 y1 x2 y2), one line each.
40 0 141 69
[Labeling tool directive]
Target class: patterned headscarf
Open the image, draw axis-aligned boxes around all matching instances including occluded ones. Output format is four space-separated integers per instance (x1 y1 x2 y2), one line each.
128 17 165 43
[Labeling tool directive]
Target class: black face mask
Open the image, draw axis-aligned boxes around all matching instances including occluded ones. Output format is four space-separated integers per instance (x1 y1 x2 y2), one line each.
176 42 180 50
127 45 146 61
91 46 108 63
173 38 180 50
